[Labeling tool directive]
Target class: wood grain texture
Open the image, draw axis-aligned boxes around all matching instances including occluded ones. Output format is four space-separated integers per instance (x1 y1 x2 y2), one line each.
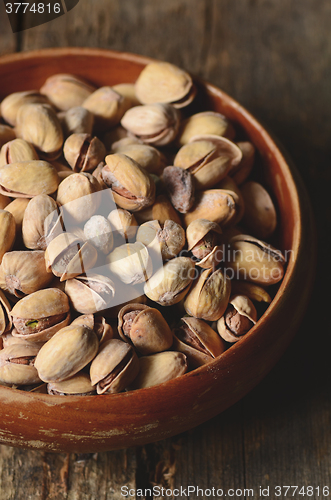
0 1 17 55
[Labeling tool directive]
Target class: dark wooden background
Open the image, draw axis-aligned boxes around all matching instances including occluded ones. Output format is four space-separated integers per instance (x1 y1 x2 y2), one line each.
0 1 330 498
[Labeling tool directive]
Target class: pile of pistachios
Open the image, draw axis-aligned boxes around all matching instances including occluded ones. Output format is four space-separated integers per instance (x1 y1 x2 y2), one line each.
0 61 285 396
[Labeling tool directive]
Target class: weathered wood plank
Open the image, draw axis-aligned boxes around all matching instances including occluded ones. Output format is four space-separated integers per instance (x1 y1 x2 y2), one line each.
0 1 17 56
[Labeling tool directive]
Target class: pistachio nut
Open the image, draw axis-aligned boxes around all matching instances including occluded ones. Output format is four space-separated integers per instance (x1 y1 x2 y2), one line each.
56 172 102 223
183 189 237 228
71 314 113 344
40 73 96 111
83 86 130 131
101 154 155 212
45 232 98 281
0 288 12 335
0 160 59 198
0 91 50 127
22 194 59 250
162 166 195 214
136 219 185 261
112 143 166 176
135 61 196 108
84 215 113 254
35 324 99 383
11 288 70 342
47 372 96 396
135 194 182 227
0 210 16 263
0 344 41 386
241 181 277 239
130 351 187 390
229 141 255 185
112 83 141 108
63 133 106 173
226 234 285 285
0 138 39 167
186 218 223 268
107 208 138 242
58 106 94 137
173 316 225 368
217 294 257 342
121 103 180 146
144 256 195 306
174 135 242 190
0 125 16 149
184 267 231 321
90 338 139 394
0 250 53 297
65 273 116 314
177 111 235 146
118 303 173 355
16 103 63 160
230 280 272 304
107 242 152 285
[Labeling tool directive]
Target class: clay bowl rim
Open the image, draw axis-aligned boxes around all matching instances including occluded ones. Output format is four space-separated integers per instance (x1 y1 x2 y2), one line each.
0 47 301 404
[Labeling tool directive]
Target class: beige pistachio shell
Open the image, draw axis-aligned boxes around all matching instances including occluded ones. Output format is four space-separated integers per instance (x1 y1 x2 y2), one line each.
84 215 113 254
16 104 63 159
0 91 50 127
114 144 165 176
35 324 99 383
230 280 272 303
102 154 155 212
177 111 235 146
0 160 59 198
135 194 182 227
112 83 141 107
217 294 257 343
186 219 223 269
71 315 113 344
0 125 16 149
0 344 41 386
4 198 30 236
65 274 116 314
22 194 58 250
183 189 237 228
0 210 16 262
135 62 195 108
47 372 96 395
184 267 231 321
107 242 152 285
83 86 130 131
0 193 11 210
0 138 39 167
215 175 245 224
40 74 96 111
0 250 53 297
241 181 277 239
2 331 45 348
136 219 185 261
187 219 222 250
121 103 180 146
144 257 195 306
130 351 187 390
90 338 139 394
230 141 255 185
63 133 106 173
118 303 173 355
107 208 138 242
0 289 12 335
59 106 94 137
102 127 130 151
227 234 285 285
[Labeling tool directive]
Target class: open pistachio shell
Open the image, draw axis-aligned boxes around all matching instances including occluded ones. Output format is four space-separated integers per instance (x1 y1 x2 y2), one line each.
130 351 188 390
71 315 113 344
65 274 116 314
136 219 185 261
0 344 41 386
0 160 59 198
63 133 106 173
186 219 223 269
0 210 16 263
183 189 237 228
230 280 272 303
0 138 39 167
22 194 59 250
47 372 96 396
0 289 12 335
217 294 257 343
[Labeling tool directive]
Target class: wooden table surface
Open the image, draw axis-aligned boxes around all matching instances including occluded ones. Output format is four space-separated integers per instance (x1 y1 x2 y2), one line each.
0 1 330 498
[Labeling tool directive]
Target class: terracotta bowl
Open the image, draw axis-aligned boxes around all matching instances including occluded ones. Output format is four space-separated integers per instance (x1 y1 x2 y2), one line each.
0 48 315 452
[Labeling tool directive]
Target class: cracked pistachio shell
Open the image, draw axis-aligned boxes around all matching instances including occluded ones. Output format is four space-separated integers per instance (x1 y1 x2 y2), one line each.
183 189 237 228
227 234 285 285
135 62 195 108
63 133 106 173
184 267 231 321
0 160 60 198
0 210 16 262
187 219 222 250
230 280 272 304
47 372 96 396
121 103 180 146
59 106 94 137
90 338 139 394
0 91 50 127
16 104 63 160
186 218 223 269
0 344 41 386
241 181 277 239
84 215 113 254
101 154 155 212
0 250 53 297
229 141 255 185
83 86 130 131
40 74 96 111
71 315 113 344
0 138 39 167
107 242 153 285
35 324 99 383
0 125 16 149
130 351 187 390
114 144 166 176
22 194 58 250
173 316 226 368
217 294 257 343
65 274 116 314
136 219 185 261
11 288 70 342
177 111 235 146
45 232 98 281
118 303 173 355
0 289 12 335
144 257 195 306
107 209 138 242
56 172 102 223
